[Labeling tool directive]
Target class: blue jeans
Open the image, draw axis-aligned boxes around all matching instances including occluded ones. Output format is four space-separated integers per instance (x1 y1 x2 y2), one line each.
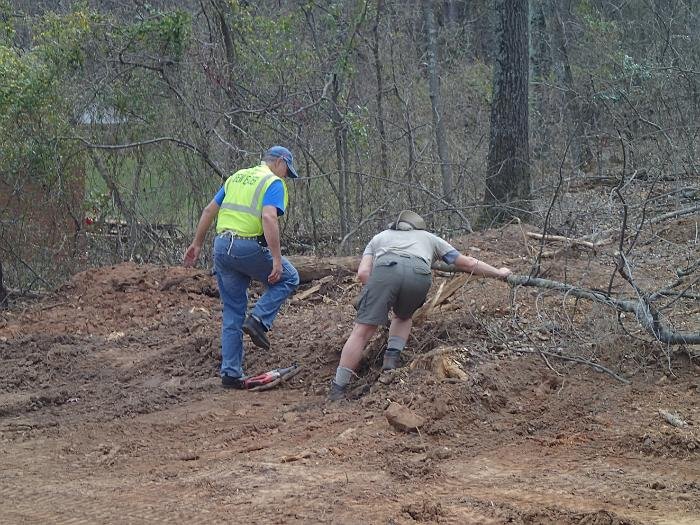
213 234 299 378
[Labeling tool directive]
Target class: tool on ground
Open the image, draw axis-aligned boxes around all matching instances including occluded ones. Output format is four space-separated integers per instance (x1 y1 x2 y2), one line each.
244 363 301 391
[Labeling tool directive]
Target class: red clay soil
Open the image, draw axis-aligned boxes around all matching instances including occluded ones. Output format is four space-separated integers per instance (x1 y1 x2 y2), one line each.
0 224 698 524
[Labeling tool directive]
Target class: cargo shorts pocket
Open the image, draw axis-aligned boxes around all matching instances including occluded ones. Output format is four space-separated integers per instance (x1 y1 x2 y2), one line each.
354 286 368 311
413 266 431 275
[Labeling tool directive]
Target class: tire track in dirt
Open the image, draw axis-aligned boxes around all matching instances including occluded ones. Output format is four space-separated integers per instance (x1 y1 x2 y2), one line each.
2 393 697 524
0 480 215 524
0 456 400 524
432 447 698 525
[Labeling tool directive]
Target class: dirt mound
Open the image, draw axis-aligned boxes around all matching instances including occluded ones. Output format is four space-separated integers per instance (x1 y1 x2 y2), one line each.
1 220 698 523
0 263 223 425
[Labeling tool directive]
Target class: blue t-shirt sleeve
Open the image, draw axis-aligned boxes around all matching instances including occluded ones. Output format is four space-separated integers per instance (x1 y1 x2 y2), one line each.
261 180 285 215
442 249 460 264
213 187 225 206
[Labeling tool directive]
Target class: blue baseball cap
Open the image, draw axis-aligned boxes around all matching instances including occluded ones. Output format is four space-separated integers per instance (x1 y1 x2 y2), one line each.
265 145 299 179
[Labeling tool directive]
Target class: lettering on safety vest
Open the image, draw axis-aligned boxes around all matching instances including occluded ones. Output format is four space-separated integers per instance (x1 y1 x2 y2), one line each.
221 173 276 216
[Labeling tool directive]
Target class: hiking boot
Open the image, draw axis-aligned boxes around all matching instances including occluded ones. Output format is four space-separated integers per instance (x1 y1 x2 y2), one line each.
327 380 348 402
382 349 402 371
221 375 246 389
243 315 270 350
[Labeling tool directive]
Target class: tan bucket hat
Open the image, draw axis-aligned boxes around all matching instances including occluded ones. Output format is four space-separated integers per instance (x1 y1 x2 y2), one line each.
393 210 426 230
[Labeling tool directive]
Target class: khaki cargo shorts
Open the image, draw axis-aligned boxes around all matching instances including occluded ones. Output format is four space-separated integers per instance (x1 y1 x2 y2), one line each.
355 254 432 325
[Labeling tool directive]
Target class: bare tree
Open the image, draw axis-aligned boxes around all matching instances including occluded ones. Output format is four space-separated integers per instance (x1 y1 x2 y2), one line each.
0 260 7 306
330 73 351 242
549 0 593 172
422 0 453 201
481 0 531 224
371 0 388 180
529 0 551 159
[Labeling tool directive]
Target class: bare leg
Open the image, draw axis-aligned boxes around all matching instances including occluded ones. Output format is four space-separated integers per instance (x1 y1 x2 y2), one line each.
389 316 412 341
381 315 413 371
338 322 378 371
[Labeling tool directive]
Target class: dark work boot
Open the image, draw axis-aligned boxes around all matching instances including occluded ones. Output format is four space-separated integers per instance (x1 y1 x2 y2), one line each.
382 348 402 371
243 315 270 350
327 380 348 402
221 375 246 389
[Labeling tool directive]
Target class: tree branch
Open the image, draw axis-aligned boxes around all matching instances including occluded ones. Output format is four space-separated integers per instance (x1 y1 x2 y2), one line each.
507 275 700 345
64 136 226 179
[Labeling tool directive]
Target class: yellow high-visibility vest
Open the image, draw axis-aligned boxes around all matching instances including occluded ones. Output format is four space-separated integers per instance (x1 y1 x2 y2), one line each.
216 163 288 235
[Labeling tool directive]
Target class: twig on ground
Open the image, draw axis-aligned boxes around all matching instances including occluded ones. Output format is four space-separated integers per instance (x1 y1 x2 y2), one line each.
537 347 561 376
525 232 613 251
514 347 630 384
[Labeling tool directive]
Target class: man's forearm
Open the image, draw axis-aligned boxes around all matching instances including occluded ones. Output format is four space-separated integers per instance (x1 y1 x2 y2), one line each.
357 254 374 284
456 255 504 279
192 202 218 247
262 214 282 261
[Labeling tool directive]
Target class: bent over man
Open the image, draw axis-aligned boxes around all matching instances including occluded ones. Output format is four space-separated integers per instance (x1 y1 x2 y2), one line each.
184 146 300 389
328 210 512 401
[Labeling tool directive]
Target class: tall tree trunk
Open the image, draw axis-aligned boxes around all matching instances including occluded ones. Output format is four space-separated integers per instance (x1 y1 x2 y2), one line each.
398 86 417 207
0 260 7 306
465 0 493 63
210 0 243 165
388 32 417 206
331 74 350 244
328 1 367 251
127 151 146 260
550 0 593 172
372 0 388 180
481 0 531 225
423 0 454 202
529 0 551 160
303 156 319 251
212 0 235 68
443 0 459 29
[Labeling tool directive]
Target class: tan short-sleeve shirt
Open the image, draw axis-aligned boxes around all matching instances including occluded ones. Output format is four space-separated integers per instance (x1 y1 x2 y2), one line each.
363 229 456 266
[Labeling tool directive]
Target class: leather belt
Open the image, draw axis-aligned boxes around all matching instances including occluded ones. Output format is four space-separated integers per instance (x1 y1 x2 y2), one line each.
219 230 267 246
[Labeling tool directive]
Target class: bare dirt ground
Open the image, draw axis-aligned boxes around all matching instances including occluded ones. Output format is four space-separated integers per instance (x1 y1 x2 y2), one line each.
1 223 698 524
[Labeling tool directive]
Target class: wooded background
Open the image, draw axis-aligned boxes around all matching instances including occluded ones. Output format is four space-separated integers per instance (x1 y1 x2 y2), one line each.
0 0 698 297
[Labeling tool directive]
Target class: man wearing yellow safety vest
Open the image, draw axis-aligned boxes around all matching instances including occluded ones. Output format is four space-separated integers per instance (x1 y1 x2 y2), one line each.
183 146 300 389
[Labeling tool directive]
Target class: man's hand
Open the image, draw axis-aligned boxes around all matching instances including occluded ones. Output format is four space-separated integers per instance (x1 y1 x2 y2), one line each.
183 244 201 267
268 258 283 284
498 267 513 281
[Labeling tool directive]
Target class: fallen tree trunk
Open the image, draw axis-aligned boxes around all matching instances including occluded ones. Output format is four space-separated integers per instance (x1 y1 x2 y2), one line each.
165 258 364 290
286 256 478 284
287 256 361 283
507 274 700 345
